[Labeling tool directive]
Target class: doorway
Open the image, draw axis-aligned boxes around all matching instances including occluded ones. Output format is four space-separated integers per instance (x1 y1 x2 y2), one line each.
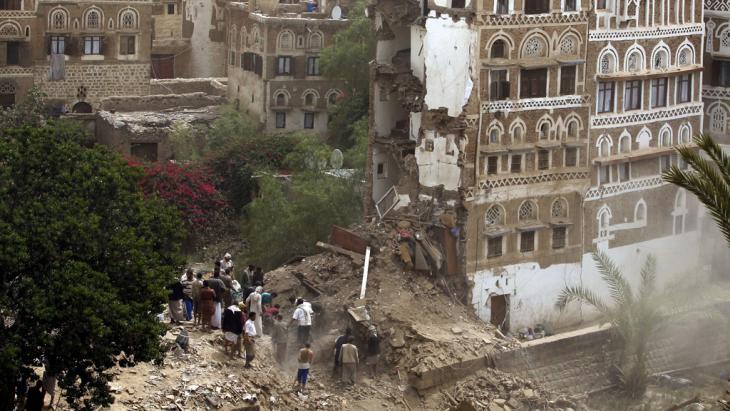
490 294 509 332
72 101 92 113
151 54 175 79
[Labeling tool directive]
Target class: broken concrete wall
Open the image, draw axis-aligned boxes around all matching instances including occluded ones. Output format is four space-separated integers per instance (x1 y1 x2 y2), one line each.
422 13 475 118
415 130 461 191
185 0 226 77
99 93 225 112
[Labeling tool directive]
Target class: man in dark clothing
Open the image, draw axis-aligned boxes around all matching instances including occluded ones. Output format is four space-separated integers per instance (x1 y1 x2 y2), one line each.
25 381 44 411
15 373 28 410
167 280 185 324
213 260 222 277
333 327 352 375
366 325 380 377
220 268 233 308
252 267 264 286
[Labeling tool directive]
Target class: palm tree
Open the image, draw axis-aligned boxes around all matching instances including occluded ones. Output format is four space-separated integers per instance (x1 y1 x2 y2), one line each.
555 251 660 398
663 134 730 248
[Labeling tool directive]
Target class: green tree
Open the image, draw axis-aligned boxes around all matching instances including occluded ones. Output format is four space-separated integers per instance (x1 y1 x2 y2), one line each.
0 124 185 409
663 134 730 248
320 0 375 149
242 137 363 269
0 86 47 132
556 252 660 398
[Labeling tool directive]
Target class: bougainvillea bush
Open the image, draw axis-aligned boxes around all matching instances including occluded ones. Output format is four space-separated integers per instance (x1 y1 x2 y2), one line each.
131 160 230 242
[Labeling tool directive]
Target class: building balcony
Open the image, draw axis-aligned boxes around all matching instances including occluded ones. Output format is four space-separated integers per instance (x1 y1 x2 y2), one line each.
596 64 702 81
588 23 703 41
481 94 588 113
703 85 730 100
590 102 703 128
476 168 590 190
591 145 688 166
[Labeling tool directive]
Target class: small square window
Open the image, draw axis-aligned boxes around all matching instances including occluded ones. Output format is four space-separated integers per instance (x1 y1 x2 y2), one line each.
277 56 292 75
520 231 535 252
487 156 498 175
510 155 522 173
304 112 315 129
166 3 175 14
275 111 286 129
488 236 503 258
120 35 135 55
552 227 566 249
376 162 387 179
565 147 577 167
538 150 550 170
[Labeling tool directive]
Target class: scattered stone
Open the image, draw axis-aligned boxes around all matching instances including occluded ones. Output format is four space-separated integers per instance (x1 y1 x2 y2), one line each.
451 326 463 335
494 398 506 405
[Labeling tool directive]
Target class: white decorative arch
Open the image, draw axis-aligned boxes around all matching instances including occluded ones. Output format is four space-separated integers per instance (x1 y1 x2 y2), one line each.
118 8 139 30
0 21 22 38
240 27 247 50
672 189 688 234
229 25 238 48
509 118 526 143
308 31 323 49
707 20 717 52
618 129 631 153
536 115 554 140
636 126 652 149
624 43 646 72
301 88 320 106
658 124 673 147
651 42 671 69
518 200 538 221
634 199 647 223
596 134 613 156
556 29 582 56
520 31 550 58
250 25 261 49
273 88 291 106
487 31 515 59
597 44 619 74
708 101 730 133
563 113 582 140
325 88 342 105
551 197 569 218
678 123 692 144
487 119 505 144
675 40 695 66
277 29 295 49
597 205 612 238
83 7 103 30
485 204 506 226
48 7 70 30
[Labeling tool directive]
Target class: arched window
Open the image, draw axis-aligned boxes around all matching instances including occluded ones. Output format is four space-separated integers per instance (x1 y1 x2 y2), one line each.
50 9 67 30
275 93 287 106
679 124 691 144
567 120 578 139
652 48 669 69
491 39 506 59
539 122 550 140
721 29 730 53
710 105 728 133
634 200 646 223
86 10 100 29
558 34 578 55
120 10 137 29
597 135 611 157
599 51 616 74
659 128 672 147
619 133 631 153
598 206 611 238
278 31 293 49
673 189 687 234
677 46 693 66
309 32 323 49
304 92 315 106
637 127 651 149
626 50 643 72
485 205 505 226
489 128 500 144
522 35 547 58
326 89 341 106
518 200 537 221
551 198 568 218
511 121 524 143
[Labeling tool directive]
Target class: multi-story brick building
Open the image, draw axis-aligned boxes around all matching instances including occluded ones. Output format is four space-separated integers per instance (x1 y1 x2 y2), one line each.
368 0 705 332
0 0 41 107
704 0 730 145
224 0 349 133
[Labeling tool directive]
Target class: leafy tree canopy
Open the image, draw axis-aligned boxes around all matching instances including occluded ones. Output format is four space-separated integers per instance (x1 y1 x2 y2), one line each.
0 124 185 409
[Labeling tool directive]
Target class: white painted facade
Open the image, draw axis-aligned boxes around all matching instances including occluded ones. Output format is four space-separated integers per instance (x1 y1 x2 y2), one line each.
470 230 703 330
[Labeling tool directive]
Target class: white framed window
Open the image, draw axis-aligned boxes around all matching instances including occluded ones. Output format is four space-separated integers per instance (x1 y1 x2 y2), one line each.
84 36 101 55
120 10 137 30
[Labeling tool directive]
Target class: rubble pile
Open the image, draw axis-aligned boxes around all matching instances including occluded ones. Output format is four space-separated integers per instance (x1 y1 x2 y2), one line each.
437 369 585 410
265 220 519 385
108 329 348 410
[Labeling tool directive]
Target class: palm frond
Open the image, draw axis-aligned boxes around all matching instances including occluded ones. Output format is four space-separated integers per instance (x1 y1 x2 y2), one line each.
638 255 656 301
555 285 611 317
593 251 634 308
694 134 730 189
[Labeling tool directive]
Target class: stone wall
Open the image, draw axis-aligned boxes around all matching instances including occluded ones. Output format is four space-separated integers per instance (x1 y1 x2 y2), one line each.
33 63 151 108
99 92 224 112
150 78 227 96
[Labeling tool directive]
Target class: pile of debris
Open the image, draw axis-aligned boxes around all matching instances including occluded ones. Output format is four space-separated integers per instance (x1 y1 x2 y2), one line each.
437 369 584 411
108 328 348 410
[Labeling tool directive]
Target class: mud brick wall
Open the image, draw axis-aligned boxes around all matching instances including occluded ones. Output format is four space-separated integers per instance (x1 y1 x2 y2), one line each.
495 321 730 395
33 63 151 107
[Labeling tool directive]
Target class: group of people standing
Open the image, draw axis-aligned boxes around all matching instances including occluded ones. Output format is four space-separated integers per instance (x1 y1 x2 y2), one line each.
166 254 276 367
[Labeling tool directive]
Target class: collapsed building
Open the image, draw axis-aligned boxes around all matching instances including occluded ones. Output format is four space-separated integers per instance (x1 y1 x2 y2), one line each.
367 0 707 332
224 0 350 133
